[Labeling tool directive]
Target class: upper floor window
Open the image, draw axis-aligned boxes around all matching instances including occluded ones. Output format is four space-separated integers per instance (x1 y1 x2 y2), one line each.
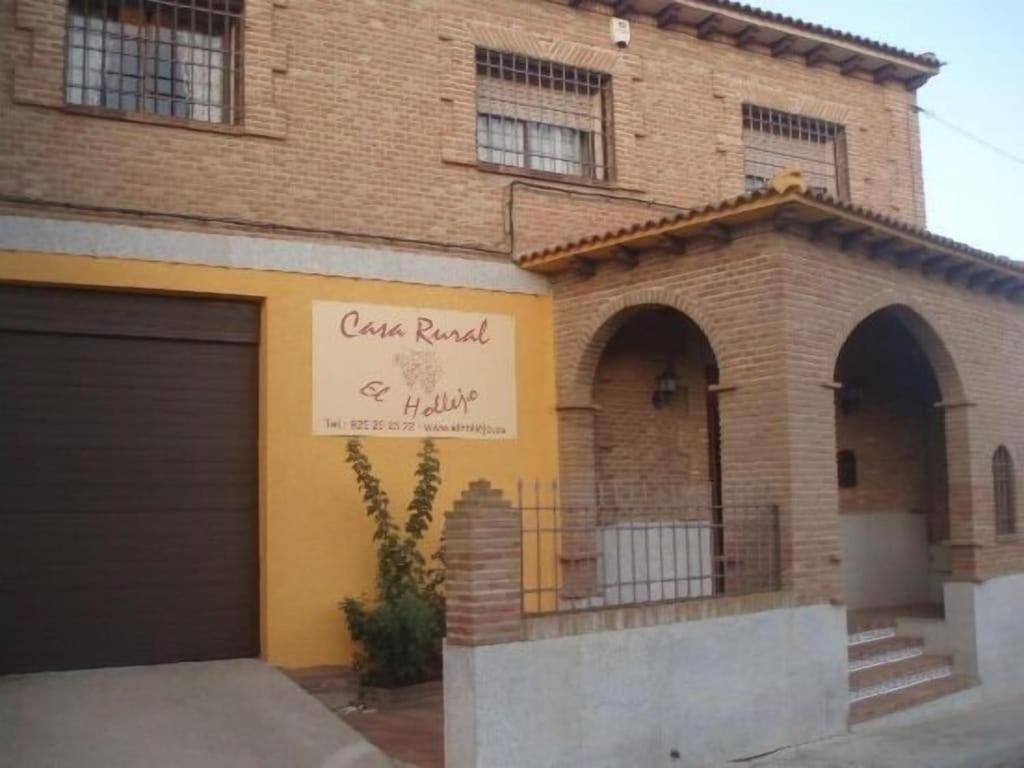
65 0 243 125
994 445 1017 536
742 104 848 199
475 49 612 182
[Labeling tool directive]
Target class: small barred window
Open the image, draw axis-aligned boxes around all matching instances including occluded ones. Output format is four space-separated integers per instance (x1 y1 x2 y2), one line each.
65 0 243 125
742 104 848 199
994 446 1017 536
475 49 612 181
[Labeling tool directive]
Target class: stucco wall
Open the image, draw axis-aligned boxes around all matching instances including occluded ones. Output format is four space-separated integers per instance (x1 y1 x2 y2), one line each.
444 603 848 768
840 512 930 609
945 572 1024 702
0 242 559 668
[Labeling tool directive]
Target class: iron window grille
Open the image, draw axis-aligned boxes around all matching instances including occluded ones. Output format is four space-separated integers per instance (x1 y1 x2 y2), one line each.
993 445 1017 536
475 48 612 182
65 0 243 125
742 104 849 199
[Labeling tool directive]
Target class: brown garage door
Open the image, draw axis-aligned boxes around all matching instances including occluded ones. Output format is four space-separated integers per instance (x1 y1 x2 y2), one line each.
0 285 260 674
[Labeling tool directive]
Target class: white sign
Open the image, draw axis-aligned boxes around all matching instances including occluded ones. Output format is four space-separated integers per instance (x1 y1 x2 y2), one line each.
312 301 517 439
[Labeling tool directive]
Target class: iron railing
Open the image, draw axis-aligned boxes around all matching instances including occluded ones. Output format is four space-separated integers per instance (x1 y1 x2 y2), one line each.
519 481 780 616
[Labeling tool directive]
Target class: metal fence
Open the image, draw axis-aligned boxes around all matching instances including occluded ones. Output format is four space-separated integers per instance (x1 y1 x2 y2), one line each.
519 481 780 616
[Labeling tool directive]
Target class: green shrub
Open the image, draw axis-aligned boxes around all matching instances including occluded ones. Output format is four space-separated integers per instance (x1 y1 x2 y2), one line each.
340 438 444 687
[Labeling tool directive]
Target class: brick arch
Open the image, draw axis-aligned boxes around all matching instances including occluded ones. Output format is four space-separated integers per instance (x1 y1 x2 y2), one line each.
828 295 969 405
568 288 725 402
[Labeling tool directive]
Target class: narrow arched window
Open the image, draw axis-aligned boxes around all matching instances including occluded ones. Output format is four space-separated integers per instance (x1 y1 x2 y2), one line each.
993 446 1017 536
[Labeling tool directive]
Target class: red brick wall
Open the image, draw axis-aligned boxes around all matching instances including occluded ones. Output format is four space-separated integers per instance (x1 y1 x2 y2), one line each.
592 311 714 504
552 226 1024 605
2 0 928 255
777 237 1023 582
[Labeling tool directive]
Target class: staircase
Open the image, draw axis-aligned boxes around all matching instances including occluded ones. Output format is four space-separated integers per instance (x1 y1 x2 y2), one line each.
847 616 976 725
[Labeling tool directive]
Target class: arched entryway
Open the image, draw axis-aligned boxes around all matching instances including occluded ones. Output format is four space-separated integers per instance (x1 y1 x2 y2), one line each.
833 305 961 613
591 307 721 514
559 303 727 605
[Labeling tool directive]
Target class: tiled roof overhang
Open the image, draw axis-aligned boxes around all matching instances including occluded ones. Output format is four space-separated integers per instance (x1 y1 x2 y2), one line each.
569 0 941 89
517 185 1024 304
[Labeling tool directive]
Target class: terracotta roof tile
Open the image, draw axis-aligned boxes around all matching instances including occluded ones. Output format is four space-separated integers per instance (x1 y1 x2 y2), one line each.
689 0 941 68
517 185 1022 284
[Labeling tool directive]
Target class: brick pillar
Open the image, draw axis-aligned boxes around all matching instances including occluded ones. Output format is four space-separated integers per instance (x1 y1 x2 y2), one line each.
556 405 601 599
445 480 523 646
944 403 980 580
782 379 844 606
717 375 843 607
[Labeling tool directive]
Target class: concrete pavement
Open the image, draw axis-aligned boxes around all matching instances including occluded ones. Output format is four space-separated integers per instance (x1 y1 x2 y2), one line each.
0 659 396 768
743 695 1024 768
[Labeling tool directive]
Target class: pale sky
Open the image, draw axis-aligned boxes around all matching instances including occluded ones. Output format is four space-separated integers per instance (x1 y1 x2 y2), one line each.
754 0 1023 260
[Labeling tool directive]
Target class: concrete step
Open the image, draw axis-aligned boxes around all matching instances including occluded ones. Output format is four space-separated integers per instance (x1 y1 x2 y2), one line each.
849 654 953 703
847 626 896 646
848 636 924 672
849 674 978 726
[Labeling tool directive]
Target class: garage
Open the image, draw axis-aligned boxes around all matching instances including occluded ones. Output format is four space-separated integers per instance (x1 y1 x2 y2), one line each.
0 285 260 674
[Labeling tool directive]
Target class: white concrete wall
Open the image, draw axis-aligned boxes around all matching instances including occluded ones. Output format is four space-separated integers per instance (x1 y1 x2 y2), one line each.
927 543 952 604
945 572 1024 702
840 511 930 608
600 522 713 605
444 604 849 768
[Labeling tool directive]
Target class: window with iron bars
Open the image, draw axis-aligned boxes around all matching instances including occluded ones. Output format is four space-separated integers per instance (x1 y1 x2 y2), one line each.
65 0 243 125
993 445 1017 536
475 49 612 182
742 104 849 199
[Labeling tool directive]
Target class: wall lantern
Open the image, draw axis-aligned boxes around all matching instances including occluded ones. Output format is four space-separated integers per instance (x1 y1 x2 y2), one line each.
652 361 679 409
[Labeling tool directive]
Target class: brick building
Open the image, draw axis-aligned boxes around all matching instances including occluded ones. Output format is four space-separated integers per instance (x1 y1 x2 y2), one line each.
1 0 1022 763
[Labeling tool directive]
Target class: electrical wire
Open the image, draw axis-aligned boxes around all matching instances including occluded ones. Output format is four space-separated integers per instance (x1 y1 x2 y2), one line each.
0 193 510 258
3 183 691 262
914 105 1024 167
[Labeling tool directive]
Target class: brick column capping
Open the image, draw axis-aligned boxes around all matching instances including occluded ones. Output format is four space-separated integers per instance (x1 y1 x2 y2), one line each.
445 480 524 646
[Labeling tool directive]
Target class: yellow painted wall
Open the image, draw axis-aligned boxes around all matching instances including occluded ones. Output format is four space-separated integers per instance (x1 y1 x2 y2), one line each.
0 249 559 668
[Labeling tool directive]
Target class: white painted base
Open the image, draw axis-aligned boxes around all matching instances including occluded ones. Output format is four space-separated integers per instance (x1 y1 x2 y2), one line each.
896 616 950 655
0 215 550 295
945 572 1024 702
840 511 930 609
600 522 713 605
928 543 952 604
444 604 849 768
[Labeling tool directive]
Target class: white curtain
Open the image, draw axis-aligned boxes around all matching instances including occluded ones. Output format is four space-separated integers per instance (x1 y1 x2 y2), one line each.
477 114 587 176
66 10 226 122
171 27 225 122
527 122 583 176
477 114 525 168
66 13 109 107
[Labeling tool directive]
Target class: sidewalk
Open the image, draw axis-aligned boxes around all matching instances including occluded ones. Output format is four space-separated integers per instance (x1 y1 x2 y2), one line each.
744 696 1024 768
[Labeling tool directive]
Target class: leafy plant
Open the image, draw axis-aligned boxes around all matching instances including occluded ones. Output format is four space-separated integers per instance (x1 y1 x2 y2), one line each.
340 439 445 687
